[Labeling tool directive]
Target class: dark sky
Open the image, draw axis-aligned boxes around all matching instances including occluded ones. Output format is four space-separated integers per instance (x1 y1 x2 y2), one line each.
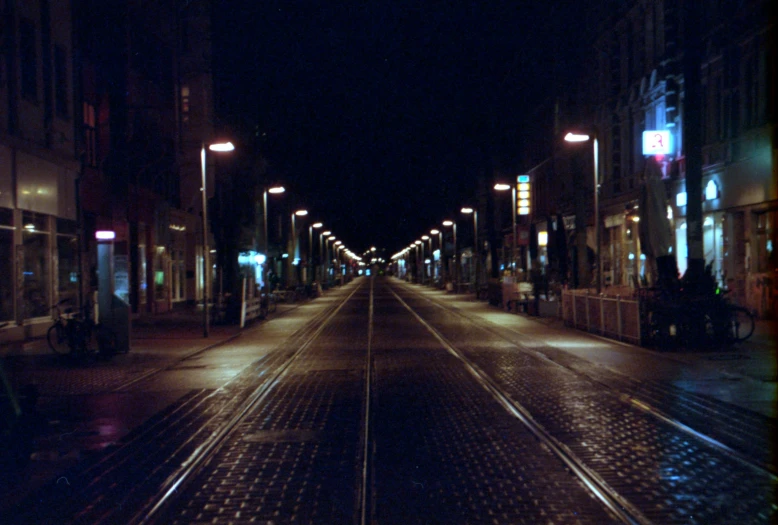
213 1 587 256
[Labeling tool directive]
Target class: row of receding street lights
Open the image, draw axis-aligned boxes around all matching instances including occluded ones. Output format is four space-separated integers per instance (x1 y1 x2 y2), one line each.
200 139 359 337
395 126 597 293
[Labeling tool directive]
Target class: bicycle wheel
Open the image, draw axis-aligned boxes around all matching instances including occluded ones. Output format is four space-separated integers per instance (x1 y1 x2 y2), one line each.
47 323 70 355
729 306 755 343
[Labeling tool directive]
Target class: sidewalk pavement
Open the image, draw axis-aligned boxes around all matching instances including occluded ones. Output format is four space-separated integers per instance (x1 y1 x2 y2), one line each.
0 302 302 360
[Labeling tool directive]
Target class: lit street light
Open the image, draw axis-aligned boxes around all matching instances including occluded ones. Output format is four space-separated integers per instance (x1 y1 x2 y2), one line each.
494 181 517 276
200 140 234 338
320 230 331 285
290 209 308 287
442 220 457 291
422 235 431 285
461 206 479 292
415 239 424 284
263 184 285 291
431 228 442 283
564 130 601 294
309 222 322 285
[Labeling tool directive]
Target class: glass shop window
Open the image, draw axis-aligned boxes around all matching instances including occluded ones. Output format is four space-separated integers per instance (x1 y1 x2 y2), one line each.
755 211 775 273
22 212 50 318
56 219 79 305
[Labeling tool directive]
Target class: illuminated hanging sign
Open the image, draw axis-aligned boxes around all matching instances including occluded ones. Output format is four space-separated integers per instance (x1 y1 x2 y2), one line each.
95 230 116 240
517 175 531 215
642 130 672 155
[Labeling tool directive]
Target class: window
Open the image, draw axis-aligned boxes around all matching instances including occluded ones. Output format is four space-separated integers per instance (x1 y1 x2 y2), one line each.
22 212 50 318
54 45 69 118
56 219 78 305
754 211 775 273
20 19 38 100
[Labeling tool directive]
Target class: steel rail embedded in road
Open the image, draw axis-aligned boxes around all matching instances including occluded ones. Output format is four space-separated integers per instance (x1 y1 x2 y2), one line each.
131 284 365 525
390 287 649 525
407 284 777 481
359 276 375 525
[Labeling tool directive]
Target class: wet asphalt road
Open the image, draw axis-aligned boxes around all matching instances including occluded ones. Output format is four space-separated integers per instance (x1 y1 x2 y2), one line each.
1 276 775 524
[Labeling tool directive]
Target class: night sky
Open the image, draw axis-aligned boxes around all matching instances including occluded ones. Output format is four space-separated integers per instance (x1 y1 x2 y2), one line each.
213 1 589 256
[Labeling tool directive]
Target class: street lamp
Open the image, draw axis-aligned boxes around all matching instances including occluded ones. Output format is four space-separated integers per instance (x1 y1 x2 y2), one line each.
442 220 457 291
564 130 601 294
309 222 322 285
290 209 308 287
494 181 517 276
334 240 343 284
415 239 424 284
263 184 285 291
422 235 432 285
326 235 336 284
320 230 331 285
430 228 442 283
461 206 479 292
200 140 234 338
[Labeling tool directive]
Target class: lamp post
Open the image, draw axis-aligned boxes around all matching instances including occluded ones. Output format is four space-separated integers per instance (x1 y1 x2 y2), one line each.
290 209 308 287
263 184 285 291
308 222 322 285
430 228 442 283
494 182 517 276
200 140 234 338
327 235 336 285
334 240 343 284
564 131 601 294
461 207 479 292
442 220 457 291
422 235 432 285
414 240 423 284
320 230 330 285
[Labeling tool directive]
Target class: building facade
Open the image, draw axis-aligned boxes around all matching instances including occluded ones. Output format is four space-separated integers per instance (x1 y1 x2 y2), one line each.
567 0 775 317
1 0 218 344
1 0 80 340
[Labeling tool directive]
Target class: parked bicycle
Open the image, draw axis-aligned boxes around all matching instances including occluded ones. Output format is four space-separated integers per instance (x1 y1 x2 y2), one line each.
47 298 118 359
703 293 755 344
642 273 755 349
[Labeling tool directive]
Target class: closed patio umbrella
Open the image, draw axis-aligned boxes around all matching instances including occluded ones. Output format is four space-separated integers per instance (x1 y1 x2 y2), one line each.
638 157 676 285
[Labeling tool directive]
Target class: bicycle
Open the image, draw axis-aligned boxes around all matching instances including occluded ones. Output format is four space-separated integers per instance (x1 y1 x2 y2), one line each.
703 297 755 344
47 299 118 359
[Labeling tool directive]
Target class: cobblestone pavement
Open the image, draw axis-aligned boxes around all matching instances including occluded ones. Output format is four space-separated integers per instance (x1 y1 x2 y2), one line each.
1 277 774 524
394 284 775 524
164 282 619 524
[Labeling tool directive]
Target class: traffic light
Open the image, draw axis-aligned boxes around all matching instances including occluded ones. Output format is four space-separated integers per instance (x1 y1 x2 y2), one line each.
517 175 530 215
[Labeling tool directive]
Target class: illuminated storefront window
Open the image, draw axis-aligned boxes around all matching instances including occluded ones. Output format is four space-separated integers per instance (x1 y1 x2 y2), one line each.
754 211 775 273
22 211 50 318
703 213 726 285
56 218 79 306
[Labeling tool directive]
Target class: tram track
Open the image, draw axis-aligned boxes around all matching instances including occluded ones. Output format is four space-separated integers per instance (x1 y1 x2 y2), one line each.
394 282 776 523
5 284 364 525
131 283 366 524
401 283 776 478
7 278 772 524
391 288 649 525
